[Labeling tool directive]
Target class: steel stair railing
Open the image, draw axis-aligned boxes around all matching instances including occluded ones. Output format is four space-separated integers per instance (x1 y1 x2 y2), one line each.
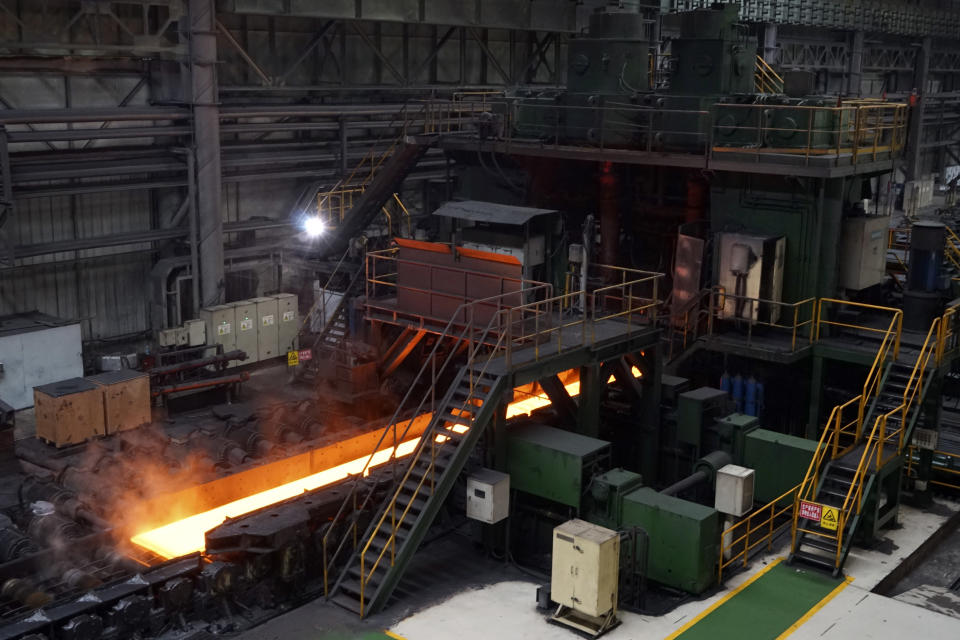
320 282 552 600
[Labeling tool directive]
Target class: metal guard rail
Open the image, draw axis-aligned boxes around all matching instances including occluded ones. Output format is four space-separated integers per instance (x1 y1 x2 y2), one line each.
322 262 664 610
705 289 816 353
320 283 552 601
354 267 662 615
792 308 939 570
718 484 798 582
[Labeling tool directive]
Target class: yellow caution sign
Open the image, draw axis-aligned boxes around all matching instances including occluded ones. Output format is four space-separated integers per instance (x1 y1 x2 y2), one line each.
820 505 839 531
287 350 299 367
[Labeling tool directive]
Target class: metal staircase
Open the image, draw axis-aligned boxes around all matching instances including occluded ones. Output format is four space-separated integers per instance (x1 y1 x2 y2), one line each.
331 365 507 614
791 311 942 575
318 262 662 617
319 286 528 617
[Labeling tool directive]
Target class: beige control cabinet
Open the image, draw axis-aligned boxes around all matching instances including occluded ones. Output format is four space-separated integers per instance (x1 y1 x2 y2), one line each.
551 519 619 619
254 296 279 361
274 293 299 353
233 300 258 363
200 305 236 353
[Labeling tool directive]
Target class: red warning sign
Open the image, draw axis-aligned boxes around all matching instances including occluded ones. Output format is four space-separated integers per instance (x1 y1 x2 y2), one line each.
799 501 822 521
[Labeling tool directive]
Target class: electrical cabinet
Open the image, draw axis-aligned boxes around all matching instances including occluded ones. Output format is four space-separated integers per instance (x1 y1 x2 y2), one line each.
200 305 236 353
466 468 510 524
715 464 755 517
184 319 205 346
840 216 889 290
716 233 786 324
274 293 299 354
254 297 279 361
551 519 620 618
233 300 258 363
157 328 185 347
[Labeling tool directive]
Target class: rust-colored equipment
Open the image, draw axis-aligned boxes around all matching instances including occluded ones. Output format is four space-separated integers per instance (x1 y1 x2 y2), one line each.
33 378 105 447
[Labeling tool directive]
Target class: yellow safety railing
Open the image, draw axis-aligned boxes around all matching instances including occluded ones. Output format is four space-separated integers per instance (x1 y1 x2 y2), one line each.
815 299 903 360
792 306 940 571
755 55 784 94
945 226 960 271
712 102 908 162
718 484 799 582
705 290 816 353
905 446 960 491
324 261 664 614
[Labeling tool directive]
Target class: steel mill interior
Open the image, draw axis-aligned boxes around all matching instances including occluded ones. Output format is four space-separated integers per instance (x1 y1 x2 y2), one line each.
4 1 960 639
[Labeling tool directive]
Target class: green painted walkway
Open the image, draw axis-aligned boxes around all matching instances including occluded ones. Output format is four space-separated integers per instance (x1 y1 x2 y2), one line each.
668 560 850 640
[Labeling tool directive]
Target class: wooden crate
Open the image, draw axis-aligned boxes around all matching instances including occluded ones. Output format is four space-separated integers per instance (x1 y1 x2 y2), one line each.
33 378 105 447
87 370 151 434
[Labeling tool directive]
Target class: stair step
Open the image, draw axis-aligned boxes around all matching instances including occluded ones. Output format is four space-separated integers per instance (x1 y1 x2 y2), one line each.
802 535 840 553
792 549 838 572
441 411 472 426
329 592 362 614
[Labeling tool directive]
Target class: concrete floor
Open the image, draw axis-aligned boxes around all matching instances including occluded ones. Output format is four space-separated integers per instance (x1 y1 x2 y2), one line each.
234 496 960 640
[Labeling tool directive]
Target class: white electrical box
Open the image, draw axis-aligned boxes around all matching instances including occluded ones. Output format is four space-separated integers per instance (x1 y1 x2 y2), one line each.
253 297 279 361
274 293 299 354
157 327 185 347
715 464 755 517
200 305 236 353
466 469 510 524
233 300 258 363
551 519 620 619
839 216 890 290
184 319 206 347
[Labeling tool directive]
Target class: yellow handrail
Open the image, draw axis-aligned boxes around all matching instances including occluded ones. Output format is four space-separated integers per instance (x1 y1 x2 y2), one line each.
720 484 799 582
348 262 664 615
793 306 946 570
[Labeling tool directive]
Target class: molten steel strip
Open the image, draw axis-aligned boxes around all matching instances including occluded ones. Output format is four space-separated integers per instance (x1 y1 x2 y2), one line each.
132 367 640 559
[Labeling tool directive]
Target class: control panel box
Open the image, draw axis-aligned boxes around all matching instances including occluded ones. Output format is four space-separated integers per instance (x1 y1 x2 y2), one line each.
233 300 258 363
466 468 510 524
551 519 619 618
184 319 205 346
254 297 279 361
715 464 755 517
200 305 236 353
275 293 299 353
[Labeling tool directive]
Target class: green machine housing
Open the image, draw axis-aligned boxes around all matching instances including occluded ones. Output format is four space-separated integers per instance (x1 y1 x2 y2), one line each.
622 487 719 594
582 468 720 595
506 423 611 508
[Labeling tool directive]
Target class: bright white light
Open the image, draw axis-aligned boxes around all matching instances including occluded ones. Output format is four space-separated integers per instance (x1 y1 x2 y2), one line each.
303 216 325 237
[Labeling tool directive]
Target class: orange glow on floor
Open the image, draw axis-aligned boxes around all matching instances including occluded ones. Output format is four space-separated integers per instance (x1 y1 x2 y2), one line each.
132 365 642 559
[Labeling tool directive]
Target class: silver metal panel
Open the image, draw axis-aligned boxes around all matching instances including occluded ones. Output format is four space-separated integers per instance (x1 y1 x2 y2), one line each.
0 321 82 410
433 200 557 225
423 0 474 26
672 234 704 318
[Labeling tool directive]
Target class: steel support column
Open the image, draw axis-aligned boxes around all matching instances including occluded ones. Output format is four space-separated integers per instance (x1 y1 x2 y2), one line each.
763 23 778 64
847 30 864 97
0 125 12 265
189 0 225 306
907 36 932 181
577 364 603 438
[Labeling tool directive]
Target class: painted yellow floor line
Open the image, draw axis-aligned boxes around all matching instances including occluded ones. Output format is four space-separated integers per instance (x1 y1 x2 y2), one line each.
384 631 408 640
774 575 854 639
663 558 784 640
